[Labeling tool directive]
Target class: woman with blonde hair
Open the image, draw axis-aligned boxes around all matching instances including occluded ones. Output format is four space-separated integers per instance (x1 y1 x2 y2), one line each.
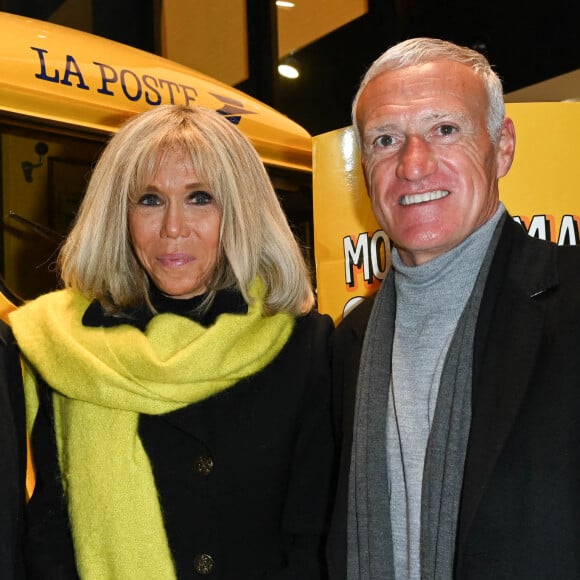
12 105 334 579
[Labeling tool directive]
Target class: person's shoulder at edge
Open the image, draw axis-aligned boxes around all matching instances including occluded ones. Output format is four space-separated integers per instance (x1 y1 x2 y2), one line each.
0 317 27 580
295 307 335 345
0 317 15 343
334 293 376 339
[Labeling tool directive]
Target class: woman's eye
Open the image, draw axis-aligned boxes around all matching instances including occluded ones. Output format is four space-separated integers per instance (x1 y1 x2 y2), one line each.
189 190 214 205
136 193 162 206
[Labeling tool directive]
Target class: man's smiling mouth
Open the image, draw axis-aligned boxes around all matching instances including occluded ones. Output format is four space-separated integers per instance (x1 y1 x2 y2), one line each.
399 190 450 206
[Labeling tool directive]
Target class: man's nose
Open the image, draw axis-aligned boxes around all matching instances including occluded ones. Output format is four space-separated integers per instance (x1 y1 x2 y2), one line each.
395 136 437 181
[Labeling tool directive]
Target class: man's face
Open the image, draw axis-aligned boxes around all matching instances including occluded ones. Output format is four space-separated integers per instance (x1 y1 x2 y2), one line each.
356 60 515 266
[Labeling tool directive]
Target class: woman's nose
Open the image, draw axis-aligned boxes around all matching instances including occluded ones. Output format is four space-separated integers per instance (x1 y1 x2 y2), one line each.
161 205 190 238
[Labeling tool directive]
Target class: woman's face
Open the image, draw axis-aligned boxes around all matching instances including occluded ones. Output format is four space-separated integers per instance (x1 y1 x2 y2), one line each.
128 149 221 299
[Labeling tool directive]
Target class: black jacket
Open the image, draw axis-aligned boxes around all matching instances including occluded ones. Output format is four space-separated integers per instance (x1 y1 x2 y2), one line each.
328 216 580 579
26 291 335 579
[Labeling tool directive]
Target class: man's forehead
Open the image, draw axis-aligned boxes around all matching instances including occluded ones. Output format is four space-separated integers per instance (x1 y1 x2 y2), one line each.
357 62 486 129
363 61 483 98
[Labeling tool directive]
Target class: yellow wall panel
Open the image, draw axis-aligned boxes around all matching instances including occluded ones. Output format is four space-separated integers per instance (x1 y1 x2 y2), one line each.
278 0 367 57
161 0 248 86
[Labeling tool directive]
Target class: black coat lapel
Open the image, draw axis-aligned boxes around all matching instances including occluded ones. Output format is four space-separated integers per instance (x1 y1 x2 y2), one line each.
457 217 559 552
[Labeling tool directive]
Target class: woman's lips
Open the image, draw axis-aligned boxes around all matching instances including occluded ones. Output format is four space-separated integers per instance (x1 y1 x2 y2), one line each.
157 253 194 267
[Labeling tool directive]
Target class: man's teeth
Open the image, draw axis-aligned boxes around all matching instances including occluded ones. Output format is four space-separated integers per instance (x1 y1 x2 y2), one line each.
399 190 449 206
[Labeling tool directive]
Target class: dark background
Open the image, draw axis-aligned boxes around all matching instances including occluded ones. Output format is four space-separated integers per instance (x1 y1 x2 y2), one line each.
2 0 577 136
273 0 579 135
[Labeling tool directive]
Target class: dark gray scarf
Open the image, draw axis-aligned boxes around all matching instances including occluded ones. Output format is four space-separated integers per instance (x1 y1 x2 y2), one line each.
347 215 505 580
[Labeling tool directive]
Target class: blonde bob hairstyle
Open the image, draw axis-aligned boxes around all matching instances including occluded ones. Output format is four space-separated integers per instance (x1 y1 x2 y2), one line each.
58 105 315 316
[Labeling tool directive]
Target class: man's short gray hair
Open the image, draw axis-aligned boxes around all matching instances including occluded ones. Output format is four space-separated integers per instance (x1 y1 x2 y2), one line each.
352 37 505 146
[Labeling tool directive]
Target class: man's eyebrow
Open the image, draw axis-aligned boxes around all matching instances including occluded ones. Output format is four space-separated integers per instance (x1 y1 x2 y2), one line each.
418 110 469 124
364 111 468 132
363 122 399 138
361 110 473 144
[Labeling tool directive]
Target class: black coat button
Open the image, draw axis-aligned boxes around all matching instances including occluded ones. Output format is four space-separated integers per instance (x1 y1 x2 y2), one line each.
193 455 214 476
193 553 214 575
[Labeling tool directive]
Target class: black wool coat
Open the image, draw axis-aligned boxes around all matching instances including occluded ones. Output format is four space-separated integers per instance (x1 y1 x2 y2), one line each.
327 216 580 580
25 291 335 580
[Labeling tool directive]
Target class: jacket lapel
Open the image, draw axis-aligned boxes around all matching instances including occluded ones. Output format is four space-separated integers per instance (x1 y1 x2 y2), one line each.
457 217 559 552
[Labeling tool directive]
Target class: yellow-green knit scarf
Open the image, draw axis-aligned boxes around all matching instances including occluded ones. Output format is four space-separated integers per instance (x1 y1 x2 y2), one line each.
10 280 294 579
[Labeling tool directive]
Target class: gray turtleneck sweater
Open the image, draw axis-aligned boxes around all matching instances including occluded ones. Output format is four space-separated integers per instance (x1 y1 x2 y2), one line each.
387 204 505 579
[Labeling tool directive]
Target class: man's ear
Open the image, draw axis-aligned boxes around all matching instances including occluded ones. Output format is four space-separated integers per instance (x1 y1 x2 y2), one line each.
496 117 516 179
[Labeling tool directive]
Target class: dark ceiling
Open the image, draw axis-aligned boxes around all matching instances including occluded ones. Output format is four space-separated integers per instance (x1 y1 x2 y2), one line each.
4 0 578 136
270 0 579 135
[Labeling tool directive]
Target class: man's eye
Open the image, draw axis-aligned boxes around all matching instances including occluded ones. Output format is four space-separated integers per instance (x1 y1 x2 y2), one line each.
136 193 161 206
438 124 457 136
189 190 214 205
374 135 395 147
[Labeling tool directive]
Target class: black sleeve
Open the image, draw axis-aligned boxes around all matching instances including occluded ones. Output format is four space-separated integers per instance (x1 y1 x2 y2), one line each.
270 313 335 580
0 321 26 579
326 295 375 580
25 374 79 579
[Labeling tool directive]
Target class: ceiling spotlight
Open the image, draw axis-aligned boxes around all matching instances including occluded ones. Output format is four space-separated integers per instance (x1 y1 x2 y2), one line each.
278 56 300 79
276 1 296 7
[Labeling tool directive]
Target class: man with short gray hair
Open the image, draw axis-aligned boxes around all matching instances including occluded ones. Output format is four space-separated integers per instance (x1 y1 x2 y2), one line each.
327 37 580 580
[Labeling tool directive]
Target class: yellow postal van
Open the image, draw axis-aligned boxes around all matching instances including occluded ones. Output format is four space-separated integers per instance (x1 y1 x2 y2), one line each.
0 11 313 302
